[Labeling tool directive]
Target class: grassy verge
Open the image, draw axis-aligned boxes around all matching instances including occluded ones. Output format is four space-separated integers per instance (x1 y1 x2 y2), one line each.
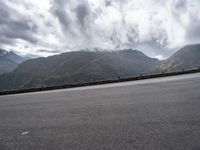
0 68 200 96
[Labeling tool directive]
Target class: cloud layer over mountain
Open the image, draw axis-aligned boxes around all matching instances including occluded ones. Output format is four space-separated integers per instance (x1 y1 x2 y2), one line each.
0 0 200 58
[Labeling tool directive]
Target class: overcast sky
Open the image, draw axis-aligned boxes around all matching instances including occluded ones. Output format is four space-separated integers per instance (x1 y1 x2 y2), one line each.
0 0 200 59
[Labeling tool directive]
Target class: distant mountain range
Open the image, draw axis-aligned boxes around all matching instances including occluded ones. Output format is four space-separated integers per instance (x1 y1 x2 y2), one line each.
0 50 159 90
0 49 26 75
0 44 199 91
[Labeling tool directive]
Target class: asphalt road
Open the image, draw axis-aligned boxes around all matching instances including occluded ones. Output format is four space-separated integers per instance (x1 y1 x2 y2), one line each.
0 73 200 150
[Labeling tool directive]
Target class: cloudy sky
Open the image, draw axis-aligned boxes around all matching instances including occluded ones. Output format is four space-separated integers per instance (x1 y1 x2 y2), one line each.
0 0 200 59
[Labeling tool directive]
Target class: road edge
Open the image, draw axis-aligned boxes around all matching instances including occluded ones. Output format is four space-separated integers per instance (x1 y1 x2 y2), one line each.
0 68 200 96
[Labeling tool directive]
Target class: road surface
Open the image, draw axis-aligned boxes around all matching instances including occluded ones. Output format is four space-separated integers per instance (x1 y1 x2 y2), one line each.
0 73 200 150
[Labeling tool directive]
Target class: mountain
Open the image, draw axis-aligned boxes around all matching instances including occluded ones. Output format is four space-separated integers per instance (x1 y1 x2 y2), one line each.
0 49 159 90
153 44 200 72
0 49 26 74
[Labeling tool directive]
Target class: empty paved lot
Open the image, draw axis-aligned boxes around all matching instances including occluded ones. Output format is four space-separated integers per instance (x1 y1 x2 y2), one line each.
0 73 200 150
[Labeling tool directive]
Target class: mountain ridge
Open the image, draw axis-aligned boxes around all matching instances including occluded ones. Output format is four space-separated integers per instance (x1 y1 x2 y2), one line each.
0 44 200 91
0 49 159 90
154 44 200 72
0 49 26 74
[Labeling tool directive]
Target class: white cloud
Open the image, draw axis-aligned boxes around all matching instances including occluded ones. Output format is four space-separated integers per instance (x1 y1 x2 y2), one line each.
0 0 200 58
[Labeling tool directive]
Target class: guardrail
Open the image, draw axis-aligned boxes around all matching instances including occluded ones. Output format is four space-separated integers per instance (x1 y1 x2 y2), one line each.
0 68 200 96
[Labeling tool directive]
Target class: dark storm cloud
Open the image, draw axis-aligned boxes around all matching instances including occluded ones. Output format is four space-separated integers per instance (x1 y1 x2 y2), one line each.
76 3 90 26
1 20 38 44
0 1 38 46
51 0 92 37
0 2 10 23
175 0 187 9
51 0 71 31
0 36 15 45
105 0 112 6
